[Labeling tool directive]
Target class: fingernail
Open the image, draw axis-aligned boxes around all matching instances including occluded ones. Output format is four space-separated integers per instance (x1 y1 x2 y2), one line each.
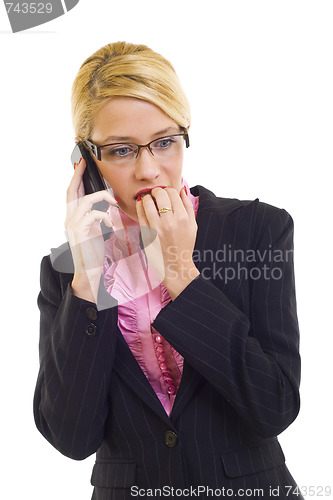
114 197 119 203
182 186 188 196
137 195 142 201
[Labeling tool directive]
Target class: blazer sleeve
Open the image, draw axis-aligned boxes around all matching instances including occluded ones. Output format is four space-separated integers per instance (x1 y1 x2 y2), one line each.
33 255 117 460
152 208 301 438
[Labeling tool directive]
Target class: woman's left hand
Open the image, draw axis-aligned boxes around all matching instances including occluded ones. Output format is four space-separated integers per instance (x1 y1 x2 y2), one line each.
136 186 200 300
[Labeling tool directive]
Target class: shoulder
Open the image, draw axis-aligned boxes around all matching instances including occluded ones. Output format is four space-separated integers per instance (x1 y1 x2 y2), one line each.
191 185 294 243
191 184 292 220
191 184 291 217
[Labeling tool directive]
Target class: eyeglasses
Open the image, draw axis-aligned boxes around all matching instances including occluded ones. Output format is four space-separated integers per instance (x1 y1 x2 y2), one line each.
84 131 190 165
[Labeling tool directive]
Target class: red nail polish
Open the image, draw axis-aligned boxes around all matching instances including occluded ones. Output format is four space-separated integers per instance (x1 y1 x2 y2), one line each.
114 197 119 203
137 195 142 201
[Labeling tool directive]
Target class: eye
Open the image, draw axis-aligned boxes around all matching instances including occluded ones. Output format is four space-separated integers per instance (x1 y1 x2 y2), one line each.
153 137 176 150
103 144 136 158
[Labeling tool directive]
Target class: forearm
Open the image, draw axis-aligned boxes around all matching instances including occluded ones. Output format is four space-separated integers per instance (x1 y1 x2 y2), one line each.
34 258 118 459
153 274 301 438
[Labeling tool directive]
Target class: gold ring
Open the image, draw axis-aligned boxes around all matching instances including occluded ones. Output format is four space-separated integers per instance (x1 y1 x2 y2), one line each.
158 207 173 214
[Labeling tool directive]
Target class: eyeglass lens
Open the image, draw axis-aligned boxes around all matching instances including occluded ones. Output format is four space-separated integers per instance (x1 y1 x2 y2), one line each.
100 135 186 164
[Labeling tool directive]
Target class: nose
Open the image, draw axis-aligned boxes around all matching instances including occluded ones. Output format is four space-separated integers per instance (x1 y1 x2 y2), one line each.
134 147 161 181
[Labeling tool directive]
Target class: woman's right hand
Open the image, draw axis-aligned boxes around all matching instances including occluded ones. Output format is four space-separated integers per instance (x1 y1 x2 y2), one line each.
65 158 117 303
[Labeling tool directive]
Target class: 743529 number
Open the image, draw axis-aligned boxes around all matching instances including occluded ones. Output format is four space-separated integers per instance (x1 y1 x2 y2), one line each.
5 3 53 14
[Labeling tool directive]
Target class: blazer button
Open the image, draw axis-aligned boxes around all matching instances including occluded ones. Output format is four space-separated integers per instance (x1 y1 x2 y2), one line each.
86 307 98 321
85 323 97 337
164 430 178 448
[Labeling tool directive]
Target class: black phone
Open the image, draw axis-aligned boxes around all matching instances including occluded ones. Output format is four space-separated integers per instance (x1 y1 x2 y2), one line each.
71 141 114 240
71 141 112 213
71 141 106 194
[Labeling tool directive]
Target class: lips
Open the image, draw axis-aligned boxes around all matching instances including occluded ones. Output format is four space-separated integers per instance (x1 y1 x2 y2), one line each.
135 186 167 200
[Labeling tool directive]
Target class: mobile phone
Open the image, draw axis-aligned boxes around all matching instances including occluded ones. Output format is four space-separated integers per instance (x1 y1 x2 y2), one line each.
71 141 111 212
71 141 106 193
71 141 113 239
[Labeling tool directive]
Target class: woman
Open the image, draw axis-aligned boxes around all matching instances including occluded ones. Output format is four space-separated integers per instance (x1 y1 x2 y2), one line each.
34 41 303 499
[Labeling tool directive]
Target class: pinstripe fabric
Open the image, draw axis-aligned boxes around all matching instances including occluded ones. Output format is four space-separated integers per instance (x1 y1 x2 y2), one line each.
34 185 302 499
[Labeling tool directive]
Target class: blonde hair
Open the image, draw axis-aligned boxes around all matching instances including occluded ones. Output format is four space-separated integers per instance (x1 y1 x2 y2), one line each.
72 41 191 141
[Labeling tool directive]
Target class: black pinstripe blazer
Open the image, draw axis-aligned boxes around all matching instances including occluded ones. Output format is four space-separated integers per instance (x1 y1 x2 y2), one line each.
34 185 302 500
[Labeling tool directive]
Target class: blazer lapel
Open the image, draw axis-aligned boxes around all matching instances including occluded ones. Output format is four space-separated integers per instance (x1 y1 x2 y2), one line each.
169 361 203 421
113 329 174 427
113 331 203 425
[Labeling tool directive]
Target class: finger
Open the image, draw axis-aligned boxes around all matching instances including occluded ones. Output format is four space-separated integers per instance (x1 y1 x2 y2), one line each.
73 190 118 219
66 159 87 220
163 187 196 232
140 194 161 227
179 187 196 224
150 187 173 213
69 210 113 244
67 158 86 204
77 176 85 200
136 198 162 260
102 212 114 227
136 197 150 227
82 209 113 226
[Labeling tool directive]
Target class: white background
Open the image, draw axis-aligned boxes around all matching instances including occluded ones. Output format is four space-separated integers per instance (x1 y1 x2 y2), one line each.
1 0 332 498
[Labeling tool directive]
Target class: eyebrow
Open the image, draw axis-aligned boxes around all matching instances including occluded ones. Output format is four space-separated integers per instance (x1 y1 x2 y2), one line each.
99 127 180 145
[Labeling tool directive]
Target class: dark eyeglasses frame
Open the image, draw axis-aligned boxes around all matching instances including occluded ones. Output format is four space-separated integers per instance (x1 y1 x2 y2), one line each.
84 129 190 162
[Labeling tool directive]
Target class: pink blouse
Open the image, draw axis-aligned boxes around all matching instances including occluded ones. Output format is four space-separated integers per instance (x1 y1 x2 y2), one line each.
102 182 199 415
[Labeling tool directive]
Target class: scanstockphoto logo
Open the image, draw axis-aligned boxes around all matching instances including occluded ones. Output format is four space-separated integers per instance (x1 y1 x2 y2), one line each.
3 0 79 32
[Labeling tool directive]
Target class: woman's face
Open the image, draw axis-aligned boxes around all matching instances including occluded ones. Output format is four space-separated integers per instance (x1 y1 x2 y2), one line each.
90 97 184 222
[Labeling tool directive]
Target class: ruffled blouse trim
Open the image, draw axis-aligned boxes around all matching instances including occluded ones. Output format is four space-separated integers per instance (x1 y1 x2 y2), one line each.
102 180 198 415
